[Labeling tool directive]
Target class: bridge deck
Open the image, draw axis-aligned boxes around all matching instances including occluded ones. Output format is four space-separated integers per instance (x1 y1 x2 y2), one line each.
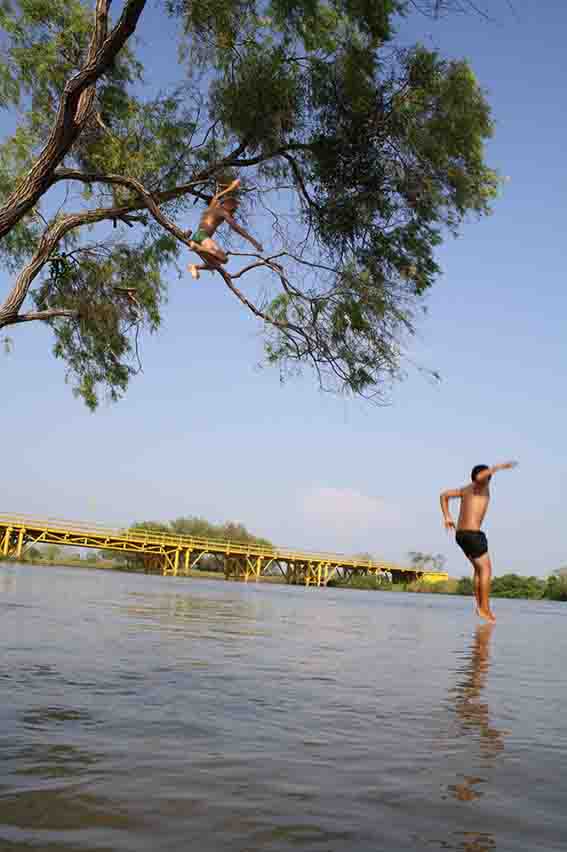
0 513 448 586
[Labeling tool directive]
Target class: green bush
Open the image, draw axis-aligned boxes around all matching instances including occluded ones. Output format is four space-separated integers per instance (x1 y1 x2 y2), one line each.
456 576 474 596
406 579 458 594
491 574 544 599
544 575 567 601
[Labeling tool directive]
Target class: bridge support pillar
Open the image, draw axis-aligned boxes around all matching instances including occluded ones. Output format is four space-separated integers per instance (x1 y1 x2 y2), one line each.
184 549 191 576
16 527 24 559
2 526 12 557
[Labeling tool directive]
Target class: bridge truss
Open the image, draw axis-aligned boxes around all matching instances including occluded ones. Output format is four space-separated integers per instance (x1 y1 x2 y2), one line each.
0 514 448 587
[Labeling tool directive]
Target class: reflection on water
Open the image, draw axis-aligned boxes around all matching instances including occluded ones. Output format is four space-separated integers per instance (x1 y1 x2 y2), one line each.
0 567 16 594
454 833 496 852
122 590 270 640
453 625 505 768
446 624 505 850
1 562 567 852
14 741 100 779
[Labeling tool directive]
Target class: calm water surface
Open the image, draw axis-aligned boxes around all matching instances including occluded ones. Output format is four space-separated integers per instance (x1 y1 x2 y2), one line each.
1 562 566 851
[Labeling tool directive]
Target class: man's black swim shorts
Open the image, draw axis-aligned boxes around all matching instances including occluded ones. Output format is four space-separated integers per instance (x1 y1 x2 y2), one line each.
455 530 488 560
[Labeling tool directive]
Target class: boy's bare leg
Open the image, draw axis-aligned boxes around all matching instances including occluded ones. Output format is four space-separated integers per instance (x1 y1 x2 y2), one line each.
472 552 495 623
468 559 481 615
474 572 481 615
188 262 220 279
188 240 227 280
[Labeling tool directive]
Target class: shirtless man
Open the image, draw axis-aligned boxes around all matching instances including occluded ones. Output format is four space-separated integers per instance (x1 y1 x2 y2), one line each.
440 462 518 623
188 178 263 280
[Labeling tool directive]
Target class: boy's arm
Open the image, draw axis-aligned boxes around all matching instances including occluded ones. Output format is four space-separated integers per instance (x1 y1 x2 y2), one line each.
223 213 263 252
439 487 463 531
475 461 519 483
212 178 241 205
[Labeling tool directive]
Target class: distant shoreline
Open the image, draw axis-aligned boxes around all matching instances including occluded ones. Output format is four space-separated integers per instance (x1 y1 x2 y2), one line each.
2 557 565 601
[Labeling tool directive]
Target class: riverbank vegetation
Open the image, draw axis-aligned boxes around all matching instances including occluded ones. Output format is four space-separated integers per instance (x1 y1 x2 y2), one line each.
456 572 567 602
6 553 567 600
331 570 567 601
6 516 273 575
106 516 272 572
4 531 566 601
329 575 458 594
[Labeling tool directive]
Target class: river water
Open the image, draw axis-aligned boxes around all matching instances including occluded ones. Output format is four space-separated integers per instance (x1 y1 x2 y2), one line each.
1 562 565 852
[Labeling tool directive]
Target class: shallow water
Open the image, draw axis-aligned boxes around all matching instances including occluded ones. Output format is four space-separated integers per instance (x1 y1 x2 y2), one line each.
1 562 565 852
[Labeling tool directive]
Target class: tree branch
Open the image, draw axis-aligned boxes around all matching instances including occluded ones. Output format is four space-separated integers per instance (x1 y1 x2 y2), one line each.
50 170 196 245
282 152 321 213
0 167 210 326
0 160 382 400
47 172 299 339
229 142 314 171
0 162 319 345
75 0 111 124
49 139 249 210
0 0 148 241
9 309 79 324
0 150 258 326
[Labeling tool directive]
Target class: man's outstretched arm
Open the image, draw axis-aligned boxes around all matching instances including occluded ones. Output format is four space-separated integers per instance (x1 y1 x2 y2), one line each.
475 461 519 483
440 487 462 531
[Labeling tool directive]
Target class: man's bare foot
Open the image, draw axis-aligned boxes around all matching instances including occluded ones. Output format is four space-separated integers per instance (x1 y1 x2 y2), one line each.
189 264 200 280
477 608 496 624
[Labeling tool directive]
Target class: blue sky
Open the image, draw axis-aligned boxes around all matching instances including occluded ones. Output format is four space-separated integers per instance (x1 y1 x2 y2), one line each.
2 0 566 577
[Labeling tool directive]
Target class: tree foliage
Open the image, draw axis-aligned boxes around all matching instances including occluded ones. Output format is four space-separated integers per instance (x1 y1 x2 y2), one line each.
457 572 567 601
543 573 567 602
0 0 498 407
169 516 271 546
408 550 446 571
102 515 271 568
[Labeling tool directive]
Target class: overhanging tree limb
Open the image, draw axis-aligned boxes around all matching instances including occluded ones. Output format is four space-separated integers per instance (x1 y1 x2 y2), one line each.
10 309 79 324
0 167 297 332
0 0 147 241
0 163 432 399
0 169 313 369
0 170 193 326
0 0 498 407
0 144 250 324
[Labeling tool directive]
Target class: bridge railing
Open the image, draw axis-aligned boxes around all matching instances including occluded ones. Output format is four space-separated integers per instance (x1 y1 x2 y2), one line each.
0 512 414 572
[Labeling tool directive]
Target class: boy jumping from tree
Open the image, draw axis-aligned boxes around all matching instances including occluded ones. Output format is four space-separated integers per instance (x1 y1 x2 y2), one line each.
187 178 263 280
440 461 519 623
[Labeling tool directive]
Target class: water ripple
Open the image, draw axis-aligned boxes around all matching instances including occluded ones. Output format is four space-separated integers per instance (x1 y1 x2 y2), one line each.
1 563 566 851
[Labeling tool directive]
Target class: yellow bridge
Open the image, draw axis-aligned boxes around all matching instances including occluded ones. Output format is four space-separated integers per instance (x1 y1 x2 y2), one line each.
0 513 448 587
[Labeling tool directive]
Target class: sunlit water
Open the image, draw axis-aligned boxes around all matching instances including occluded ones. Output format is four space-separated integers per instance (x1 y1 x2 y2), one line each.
1 562 566 852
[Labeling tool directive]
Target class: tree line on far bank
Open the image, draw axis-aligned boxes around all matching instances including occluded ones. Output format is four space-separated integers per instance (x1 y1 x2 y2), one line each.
6 530 567 602
339 572 567 601
101 517 272 571
456 570 567 602
405 554 567 601
9 516 272 573
331 557 567 602
132 517 271 547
